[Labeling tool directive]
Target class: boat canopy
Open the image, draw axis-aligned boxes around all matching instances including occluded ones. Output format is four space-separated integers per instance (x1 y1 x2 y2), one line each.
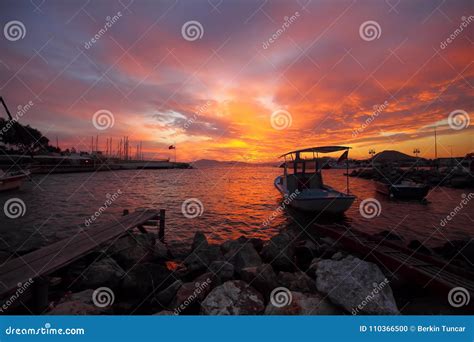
279 146 351 159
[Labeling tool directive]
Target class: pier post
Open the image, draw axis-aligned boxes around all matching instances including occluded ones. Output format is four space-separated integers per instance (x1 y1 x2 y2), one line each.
159 209 165 242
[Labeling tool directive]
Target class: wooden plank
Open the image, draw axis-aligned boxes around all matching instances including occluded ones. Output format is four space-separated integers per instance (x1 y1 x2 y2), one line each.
2 210 157 276
0 210 159 297
0 211 158 294
0 210 151 275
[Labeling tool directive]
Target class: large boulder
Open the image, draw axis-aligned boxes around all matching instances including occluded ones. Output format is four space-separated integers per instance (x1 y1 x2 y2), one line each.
249 238 264 253
173 273 214 314
316 256 399 314
121 263 172 300
109 234 156 268
318 237 342 258
191 231 208 252
221 237 247 262
78 257 126 289
265 291 342 315
48 289 111 315
155 280 183 307
331 251 346 261
294 239 318 269
184 245 224 277
221 237 263 261
183 232 224 277
277 271 317 293
233 243 262 274
260 233 295 272
306 257 321 279
201 280 265 315
209 261 234 282
154 240 170 260
240 264 278 300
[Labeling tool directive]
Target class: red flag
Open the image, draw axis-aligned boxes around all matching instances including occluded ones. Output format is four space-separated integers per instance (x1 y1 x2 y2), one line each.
337 150 348 164
168 145 175 150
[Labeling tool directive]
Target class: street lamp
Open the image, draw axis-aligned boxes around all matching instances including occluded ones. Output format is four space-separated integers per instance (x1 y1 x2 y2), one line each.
413 148 420 158
368 149 376 168
413 148 420 170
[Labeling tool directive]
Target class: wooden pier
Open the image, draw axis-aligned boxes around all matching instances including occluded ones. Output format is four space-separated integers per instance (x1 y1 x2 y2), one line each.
0 209 165 312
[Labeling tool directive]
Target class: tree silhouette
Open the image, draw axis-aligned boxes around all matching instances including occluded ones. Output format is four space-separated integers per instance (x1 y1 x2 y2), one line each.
0 118 55 153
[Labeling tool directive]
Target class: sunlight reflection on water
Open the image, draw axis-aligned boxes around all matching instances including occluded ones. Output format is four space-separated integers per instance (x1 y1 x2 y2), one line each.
0 167 471 255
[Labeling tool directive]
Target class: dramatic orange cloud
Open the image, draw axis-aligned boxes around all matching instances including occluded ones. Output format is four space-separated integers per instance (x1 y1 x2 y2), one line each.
0 0 472 161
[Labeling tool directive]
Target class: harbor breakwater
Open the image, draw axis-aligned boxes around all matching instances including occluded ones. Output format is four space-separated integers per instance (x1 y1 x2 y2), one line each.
2 227 472 315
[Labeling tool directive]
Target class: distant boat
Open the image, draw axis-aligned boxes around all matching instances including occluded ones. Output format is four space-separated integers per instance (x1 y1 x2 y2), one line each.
274 146 356 214
375 180 429 200
0 170 30 192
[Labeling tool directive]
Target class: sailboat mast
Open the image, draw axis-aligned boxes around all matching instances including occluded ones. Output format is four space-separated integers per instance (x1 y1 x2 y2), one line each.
434 125 438 170
346 153 349 195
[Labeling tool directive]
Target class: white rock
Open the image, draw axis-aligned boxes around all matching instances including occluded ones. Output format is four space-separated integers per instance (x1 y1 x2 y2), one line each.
316 256 399 314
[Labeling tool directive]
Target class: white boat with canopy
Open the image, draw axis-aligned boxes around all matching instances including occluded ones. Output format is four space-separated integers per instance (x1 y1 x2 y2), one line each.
274 146 355 214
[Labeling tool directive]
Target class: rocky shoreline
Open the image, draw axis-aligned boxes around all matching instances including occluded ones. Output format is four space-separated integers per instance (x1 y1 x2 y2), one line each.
27 227 472 316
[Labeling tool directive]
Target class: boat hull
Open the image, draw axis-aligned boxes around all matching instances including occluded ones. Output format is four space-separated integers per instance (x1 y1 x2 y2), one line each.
0 173 29 192
375 181 429 200
274 176 355 215
290 197 355 214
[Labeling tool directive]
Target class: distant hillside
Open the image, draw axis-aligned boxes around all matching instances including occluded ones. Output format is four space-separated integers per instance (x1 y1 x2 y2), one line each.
372 150 420 162
191 159 278 168
193 151 425 167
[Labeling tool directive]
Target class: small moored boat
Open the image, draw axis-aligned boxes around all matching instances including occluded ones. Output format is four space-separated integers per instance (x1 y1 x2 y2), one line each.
0 170 30 192
375 180 429 200
274 146 356 214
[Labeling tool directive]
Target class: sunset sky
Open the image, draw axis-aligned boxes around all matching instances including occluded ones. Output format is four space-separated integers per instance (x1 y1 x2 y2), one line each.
0 0 472 162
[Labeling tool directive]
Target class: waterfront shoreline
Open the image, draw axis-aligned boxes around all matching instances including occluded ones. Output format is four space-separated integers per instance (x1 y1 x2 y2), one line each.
2 226 472 315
